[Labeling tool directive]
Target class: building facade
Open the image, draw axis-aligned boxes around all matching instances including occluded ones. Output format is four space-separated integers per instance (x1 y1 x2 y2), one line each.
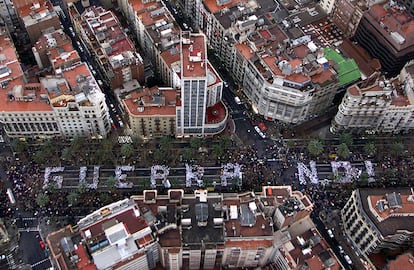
331 61 414 134
354 1 414 77
122 83 177 138
68 4 145 89
47 186 345 270
14 0 61 44
175 32 227 136
341 188 414 259
330 0 371 37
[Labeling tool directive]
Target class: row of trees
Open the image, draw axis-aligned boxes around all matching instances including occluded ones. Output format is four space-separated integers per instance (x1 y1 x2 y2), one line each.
306 132 406 159
11 134 234 167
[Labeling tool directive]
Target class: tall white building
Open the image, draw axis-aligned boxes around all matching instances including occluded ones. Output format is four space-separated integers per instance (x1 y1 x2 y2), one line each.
176 32 227 136
331 61 414 134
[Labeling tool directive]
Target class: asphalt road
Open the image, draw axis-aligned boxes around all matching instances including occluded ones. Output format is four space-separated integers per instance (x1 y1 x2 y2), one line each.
19 231 51 270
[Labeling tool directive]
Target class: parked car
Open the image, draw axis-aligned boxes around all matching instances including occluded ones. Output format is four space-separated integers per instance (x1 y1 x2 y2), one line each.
327 229 334 238
344 255 352 265
39 240 45 250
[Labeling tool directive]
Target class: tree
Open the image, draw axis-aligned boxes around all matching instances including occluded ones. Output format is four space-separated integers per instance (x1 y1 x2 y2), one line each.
160 136 172 150
337 143 350 159
77 182 87 194
47 181 57 194
121 143 134 159
286 140 295 149
364 142 377 157
212 144 224 158
61 147 72 162
307 139 324 157
153 149 164 162
36 193 50 208
11 139 28 154
33 150 47 164
99 193 111 204
182 148 193 161
70 137 85 153
339 132 353 147
190 137 202 149
67 192 79 206
219 136 231 149
105 176 118 192
390 142 405 157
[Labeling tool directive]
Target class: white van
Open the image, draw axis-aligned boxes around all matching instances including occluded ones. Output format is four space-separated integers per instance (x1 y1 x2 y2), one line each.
234 96 242 105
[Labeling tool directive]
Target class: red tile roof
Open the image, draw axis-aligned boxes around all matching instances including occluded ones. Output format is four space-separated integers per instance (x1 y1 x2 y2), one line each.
206 101 226 124
123 86 177 117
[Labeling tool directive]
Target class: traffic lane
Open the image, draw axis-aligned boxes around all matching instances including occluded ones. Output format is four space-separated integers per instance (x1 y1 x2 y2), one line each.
312 213 354 270
19 231 51 269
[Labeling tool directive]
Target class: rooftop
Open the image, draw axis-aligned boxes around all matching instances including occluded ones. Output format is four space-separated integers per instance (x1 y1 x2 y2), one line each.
388 253 414 270
359 188 414 237
182 33 207 78
123 86 177 117
206 101 227 124
364 2 414 51
181 196 224 247
286 228 341 270
16 0 58 27
0 28 35 112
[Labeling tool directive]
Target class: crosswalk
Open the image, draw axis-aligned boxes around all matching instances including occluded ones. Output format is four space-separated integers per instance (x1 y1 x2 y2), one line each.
6 253 16 269
31 258 50 268
18 227 39 232
21 217 38 221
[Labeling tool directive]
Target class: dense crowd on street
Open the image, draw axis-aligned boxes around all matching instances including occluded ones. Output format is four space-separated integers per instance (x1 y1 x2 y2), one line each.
1 134 414 230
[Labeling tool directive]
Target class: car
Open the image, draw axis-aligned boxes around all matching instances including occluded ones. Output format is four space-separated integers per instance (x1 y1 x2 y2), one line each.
39 240 45 250
344 255 352 265
234 96 242 105
69 27 75 37
327 229 334 238
224 81 229 87
119 121 124 128
76 41 84 52
338 245 344 254
183 23 189 29
97 80 103 86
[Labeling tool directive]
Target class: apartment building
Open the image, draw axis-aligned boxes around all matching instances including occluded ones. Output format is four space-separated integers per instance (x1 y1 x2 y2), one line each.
122 83 177 138
0 25 59 139
118 0 181 85
354 1 414 76
175 32 227 136
47 186 345 270
341 188 414 258
329 0 372 37
0 22 111 139
331 60 414 134
46 62 111 138
32 28 81 70
68 4 145 89
14 0 61 44
272 227 344 270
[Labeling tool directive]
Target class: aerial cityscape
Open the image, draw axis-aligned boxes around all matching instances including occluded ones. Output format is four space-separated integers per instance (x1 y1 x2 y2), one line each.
1 0 414 269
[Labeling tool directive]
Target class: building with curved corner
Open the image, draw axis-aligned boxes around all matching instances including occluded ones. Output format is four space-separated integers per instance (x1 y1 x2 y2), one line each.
341 188 414 259
331 60 414 134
